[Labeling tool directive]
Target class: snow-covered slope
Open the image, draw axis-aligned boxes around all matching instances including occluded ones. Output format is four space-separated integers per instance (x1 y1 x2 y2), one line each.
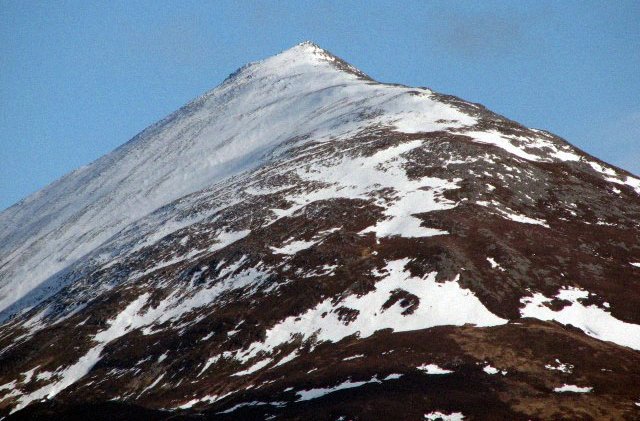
0 42 474 318
1 42 640 420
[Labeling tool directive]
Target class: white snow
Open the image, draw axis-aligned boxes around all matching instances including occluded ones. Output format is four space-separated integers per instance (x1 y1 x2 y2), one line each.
482 364 507 375
177 398 201 410
475 201 549 228
621 176 640 195
270 139 459 240
177 392 232 410
217 400 284 414
296 379 373 401
11 294 149 413
424 411 465 421
486 257 505 271
139 373 165 395
493 207 550 228
0 381 19 401
630 262 640 268
588 161 618 177
483 365 499 375
270 239 318 255
232 358 272 376
523 133 581 162
236 259 506 365
553 384 593 393
466 130 541 161
0 380 16 392
273 351 298 367
520 287 640 351
20 366 39 384
589 160 640 195
465 130 580 163
545 359 573 374
198 355 222 377
200 331 215 342
295 374 400 401
140 265 269 335
36 372 52 381
0 42 473 318
343 354 365 361
7 281 270 411
417 364 453 374
208 230 252 253
606 176 640 195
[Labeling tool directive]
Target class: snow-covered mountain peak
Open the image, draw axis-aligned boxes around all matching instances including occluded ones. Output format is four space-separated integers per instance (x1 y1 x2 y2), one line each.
257 41 344 69
221 41 370 87
277 41 355 68
293 40 323 49
0 43 471 319
2 41 637 327
284 40 328 56
2 43 640 420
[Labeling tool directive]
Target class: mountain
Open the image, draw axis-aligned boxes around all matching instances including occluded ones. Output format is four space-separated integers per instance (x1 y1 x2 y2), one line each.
1 41 639 420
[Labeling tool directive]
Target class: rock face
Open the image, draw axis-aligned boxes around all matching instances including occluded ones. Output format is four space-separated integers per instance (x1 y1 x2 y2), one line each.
1 42 639 420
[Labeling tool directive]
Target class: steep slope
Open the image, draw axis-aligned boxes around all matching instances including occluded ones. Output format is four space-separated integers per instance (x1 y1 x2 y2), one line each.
1 42 640 420
0 42 474 320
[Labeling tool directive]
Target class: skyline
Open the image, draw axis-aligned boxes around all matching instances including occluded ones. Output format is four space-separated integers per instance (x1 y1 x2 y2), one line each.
1 1 639 210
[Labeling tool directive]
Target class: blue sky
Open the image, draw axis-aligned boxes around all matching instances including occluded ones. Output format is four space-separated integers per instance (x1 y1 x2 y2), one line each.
1 1 639 210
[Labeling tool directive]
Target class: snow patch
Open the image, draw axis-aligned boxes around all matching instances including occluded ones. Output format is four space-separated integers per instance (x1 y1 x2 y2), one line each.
467 130 541 161
236 259 506 364
494 207 550 228
545 359 573 374
217 400 284 414
11 295 149 413
466 130 579 163
425 411 465 421
520 287 640 351
273 351 298 367
295 374 400 402
482 364 507 375
417 364 453 375
486 257 505 271
553 384 592 393
139 373 165 395
232 358 272 376
606 175 640 195
198 355 222 377
274 140 459 239
588 161 618 177
271 239 318 255
208 230 251 253
177 391 232 410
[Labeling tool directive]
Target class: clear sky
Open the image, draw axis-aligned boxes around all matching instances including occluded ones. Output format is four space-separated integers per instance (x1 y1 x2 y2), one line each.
1 1 639 210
